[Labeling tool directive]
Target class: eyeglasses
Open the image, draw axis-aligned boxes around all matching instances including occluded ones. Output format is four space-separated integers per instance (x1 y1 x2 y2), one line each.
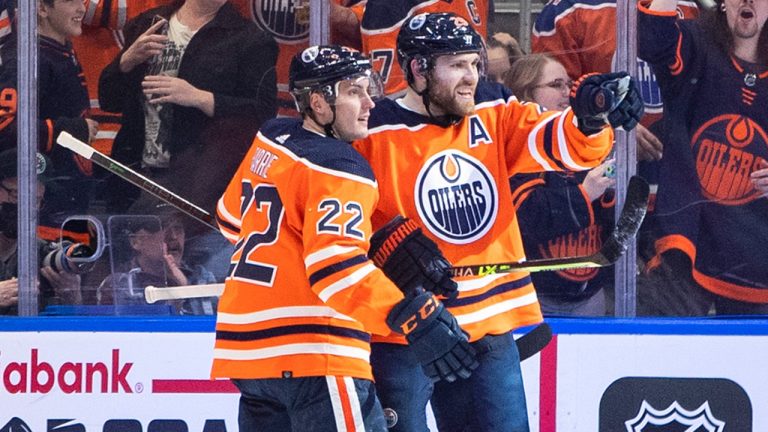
535 79 574 93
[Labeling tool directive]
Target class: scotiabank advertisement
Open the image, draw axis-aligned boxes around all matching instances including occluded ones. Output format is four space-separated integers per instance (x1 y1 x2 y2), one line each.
0 331 239 432
1 319 767 431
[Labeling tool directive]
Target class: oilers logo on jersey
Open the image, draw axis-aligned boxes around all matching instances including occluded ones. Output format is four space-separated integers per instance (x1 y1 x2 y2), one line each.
415 150 498 244
250 0 309 42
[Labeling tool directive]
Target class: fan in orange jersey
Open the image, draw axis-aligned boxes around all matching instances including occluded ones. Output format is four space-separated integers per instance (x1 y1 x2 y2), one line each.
352 13 644 431
212 45 478 431
231 0 365 117
358 0 489 96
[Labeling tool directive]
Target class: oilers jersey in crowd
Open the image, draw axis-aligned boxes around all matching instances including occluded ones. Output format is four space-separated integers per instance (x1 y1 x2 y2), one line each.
360 0 488 95
510 171 615 302
532 0 698 125
353 81 614 343
212 118 406 380
638 2 768 301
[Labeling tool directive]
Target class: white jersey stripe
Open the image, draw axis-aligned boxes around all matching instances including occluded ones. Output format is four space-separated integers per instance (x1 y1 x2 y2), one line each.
454 292 539 326
344 376 366 430
326 377 349 431
527 115 558 171
216 306 355 325
305 245 360 268
214 343 370 362
318 263 378 302
556 108 591 171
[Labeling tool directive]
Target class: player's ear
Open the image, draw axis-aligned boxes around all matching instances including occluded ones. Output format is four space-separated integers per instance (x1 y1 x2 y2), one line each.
309 91 330 117
410 58 429 89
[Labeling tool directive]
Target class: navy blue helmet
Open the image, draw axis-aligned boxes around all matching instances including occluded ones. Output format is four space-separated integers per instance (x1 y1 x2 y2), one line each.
289 45 383 112
396 13 484 84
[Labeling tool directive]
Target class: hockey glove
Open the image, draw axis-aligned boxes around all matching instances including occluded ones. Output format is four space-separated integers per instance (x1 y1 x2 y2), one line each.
570 72 645 135
369 216 458 299
387 291 479 382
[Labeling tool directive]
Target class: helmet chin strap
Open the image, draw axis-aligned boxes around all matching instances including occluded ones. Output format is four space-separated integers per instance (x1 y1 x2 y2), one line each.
323 108 338 138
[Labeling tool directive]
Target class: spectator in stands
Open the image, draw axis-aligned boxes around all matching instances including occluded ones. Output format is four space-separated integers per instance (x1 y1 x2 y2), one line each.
356 0 490 95
485 32 525 84
531 0 698 162
505 53 572 111
73 0 173 171
231 0 365 117
98 0 278 280
0 0 99 239
636 0 768 315
505 54 616 316
98 0 277 215
97 203 217 315
0 149 82 315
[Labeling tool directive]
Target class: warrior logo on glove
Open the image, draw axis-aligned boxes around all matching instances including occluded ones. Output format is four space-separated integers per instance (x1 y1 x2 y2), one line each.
369 216 458 298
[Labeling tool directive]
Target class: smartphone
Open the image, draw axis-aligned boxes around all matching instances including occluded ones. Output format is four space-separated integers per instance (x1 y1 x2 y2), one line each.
151 15 169 35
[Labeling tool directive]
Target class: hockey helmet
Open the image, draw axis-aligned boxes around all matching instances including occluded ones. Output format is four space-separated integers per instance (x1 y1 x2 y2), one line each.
396 12 485 84
289 45 383 113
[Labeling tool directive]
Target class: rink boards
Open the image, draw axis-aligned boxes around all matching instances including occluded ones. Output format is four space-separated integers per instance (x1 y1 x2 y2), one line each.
0 317 765 431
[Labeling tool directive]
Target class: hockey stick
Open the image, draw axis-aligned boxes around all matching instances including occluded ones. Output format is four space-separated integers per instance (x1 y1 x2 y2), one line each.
450 175 650 277
516 323 553 362
145 283 224 304
144 177 649 303
56 132 217 231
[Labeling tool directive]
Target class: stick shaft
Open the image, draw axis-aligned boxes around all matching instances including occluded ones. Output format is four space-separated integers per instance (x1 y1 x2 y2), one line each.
56 132 217 230
145 283 224 303
451 176 649 277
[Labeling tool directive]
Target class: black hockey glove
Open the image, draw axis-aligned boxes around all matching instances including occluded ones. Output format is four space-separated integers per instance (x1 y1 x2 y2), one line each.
387 291 479 382
369 216 458 299
570 72 645 136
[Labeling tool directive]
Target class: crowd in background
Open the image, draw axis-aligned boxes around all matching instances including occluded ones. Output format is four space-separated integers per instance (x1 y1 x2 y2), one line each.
0 0 766 319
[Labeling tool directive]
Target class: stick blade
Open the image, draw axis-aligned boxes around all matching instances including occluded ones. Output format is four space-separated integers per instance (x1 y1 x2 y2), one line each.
594 175 650 265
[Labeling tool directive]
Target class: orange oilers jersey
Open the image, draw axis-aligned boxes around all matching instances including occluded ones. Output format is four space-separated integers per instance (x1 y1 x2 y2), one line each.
72 26 124 156
212 117 406 380
360 0 489 95
353 81 614 343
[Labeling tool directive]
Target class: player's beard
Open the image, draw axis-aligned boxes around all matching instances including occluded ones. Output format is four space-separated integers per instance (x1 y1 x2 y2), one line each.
429 83 476 118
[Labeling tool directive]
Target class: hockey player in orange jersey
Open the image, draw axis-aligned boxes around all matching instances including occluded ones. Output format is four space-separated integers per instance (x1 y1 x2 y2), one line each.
352 13 644 431
212 45 478 431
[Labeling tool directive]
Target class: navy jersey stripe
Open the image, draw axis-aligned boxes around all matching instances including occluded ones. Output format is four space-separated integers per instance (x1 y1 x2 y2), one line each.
309 254 369 286
260 118 377 182
542 120 569 171
444 276 533 307
217 324 371 343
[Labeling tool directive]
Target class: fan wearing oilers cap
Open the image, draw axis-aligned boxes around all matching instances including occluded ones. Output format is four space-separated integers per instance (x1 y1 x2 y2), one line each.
352 12 644 431
210 45 479 431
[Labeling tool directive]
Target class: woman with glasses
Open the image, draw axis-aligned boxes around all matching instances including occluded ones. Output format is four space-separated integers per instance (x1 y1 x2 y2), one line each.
505 53 617 316
504 53 572 111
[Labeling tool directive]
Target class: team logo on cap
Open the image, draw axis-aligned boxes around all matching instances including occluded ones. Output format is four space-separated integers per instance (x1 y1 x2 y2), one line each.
415 150 497 244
